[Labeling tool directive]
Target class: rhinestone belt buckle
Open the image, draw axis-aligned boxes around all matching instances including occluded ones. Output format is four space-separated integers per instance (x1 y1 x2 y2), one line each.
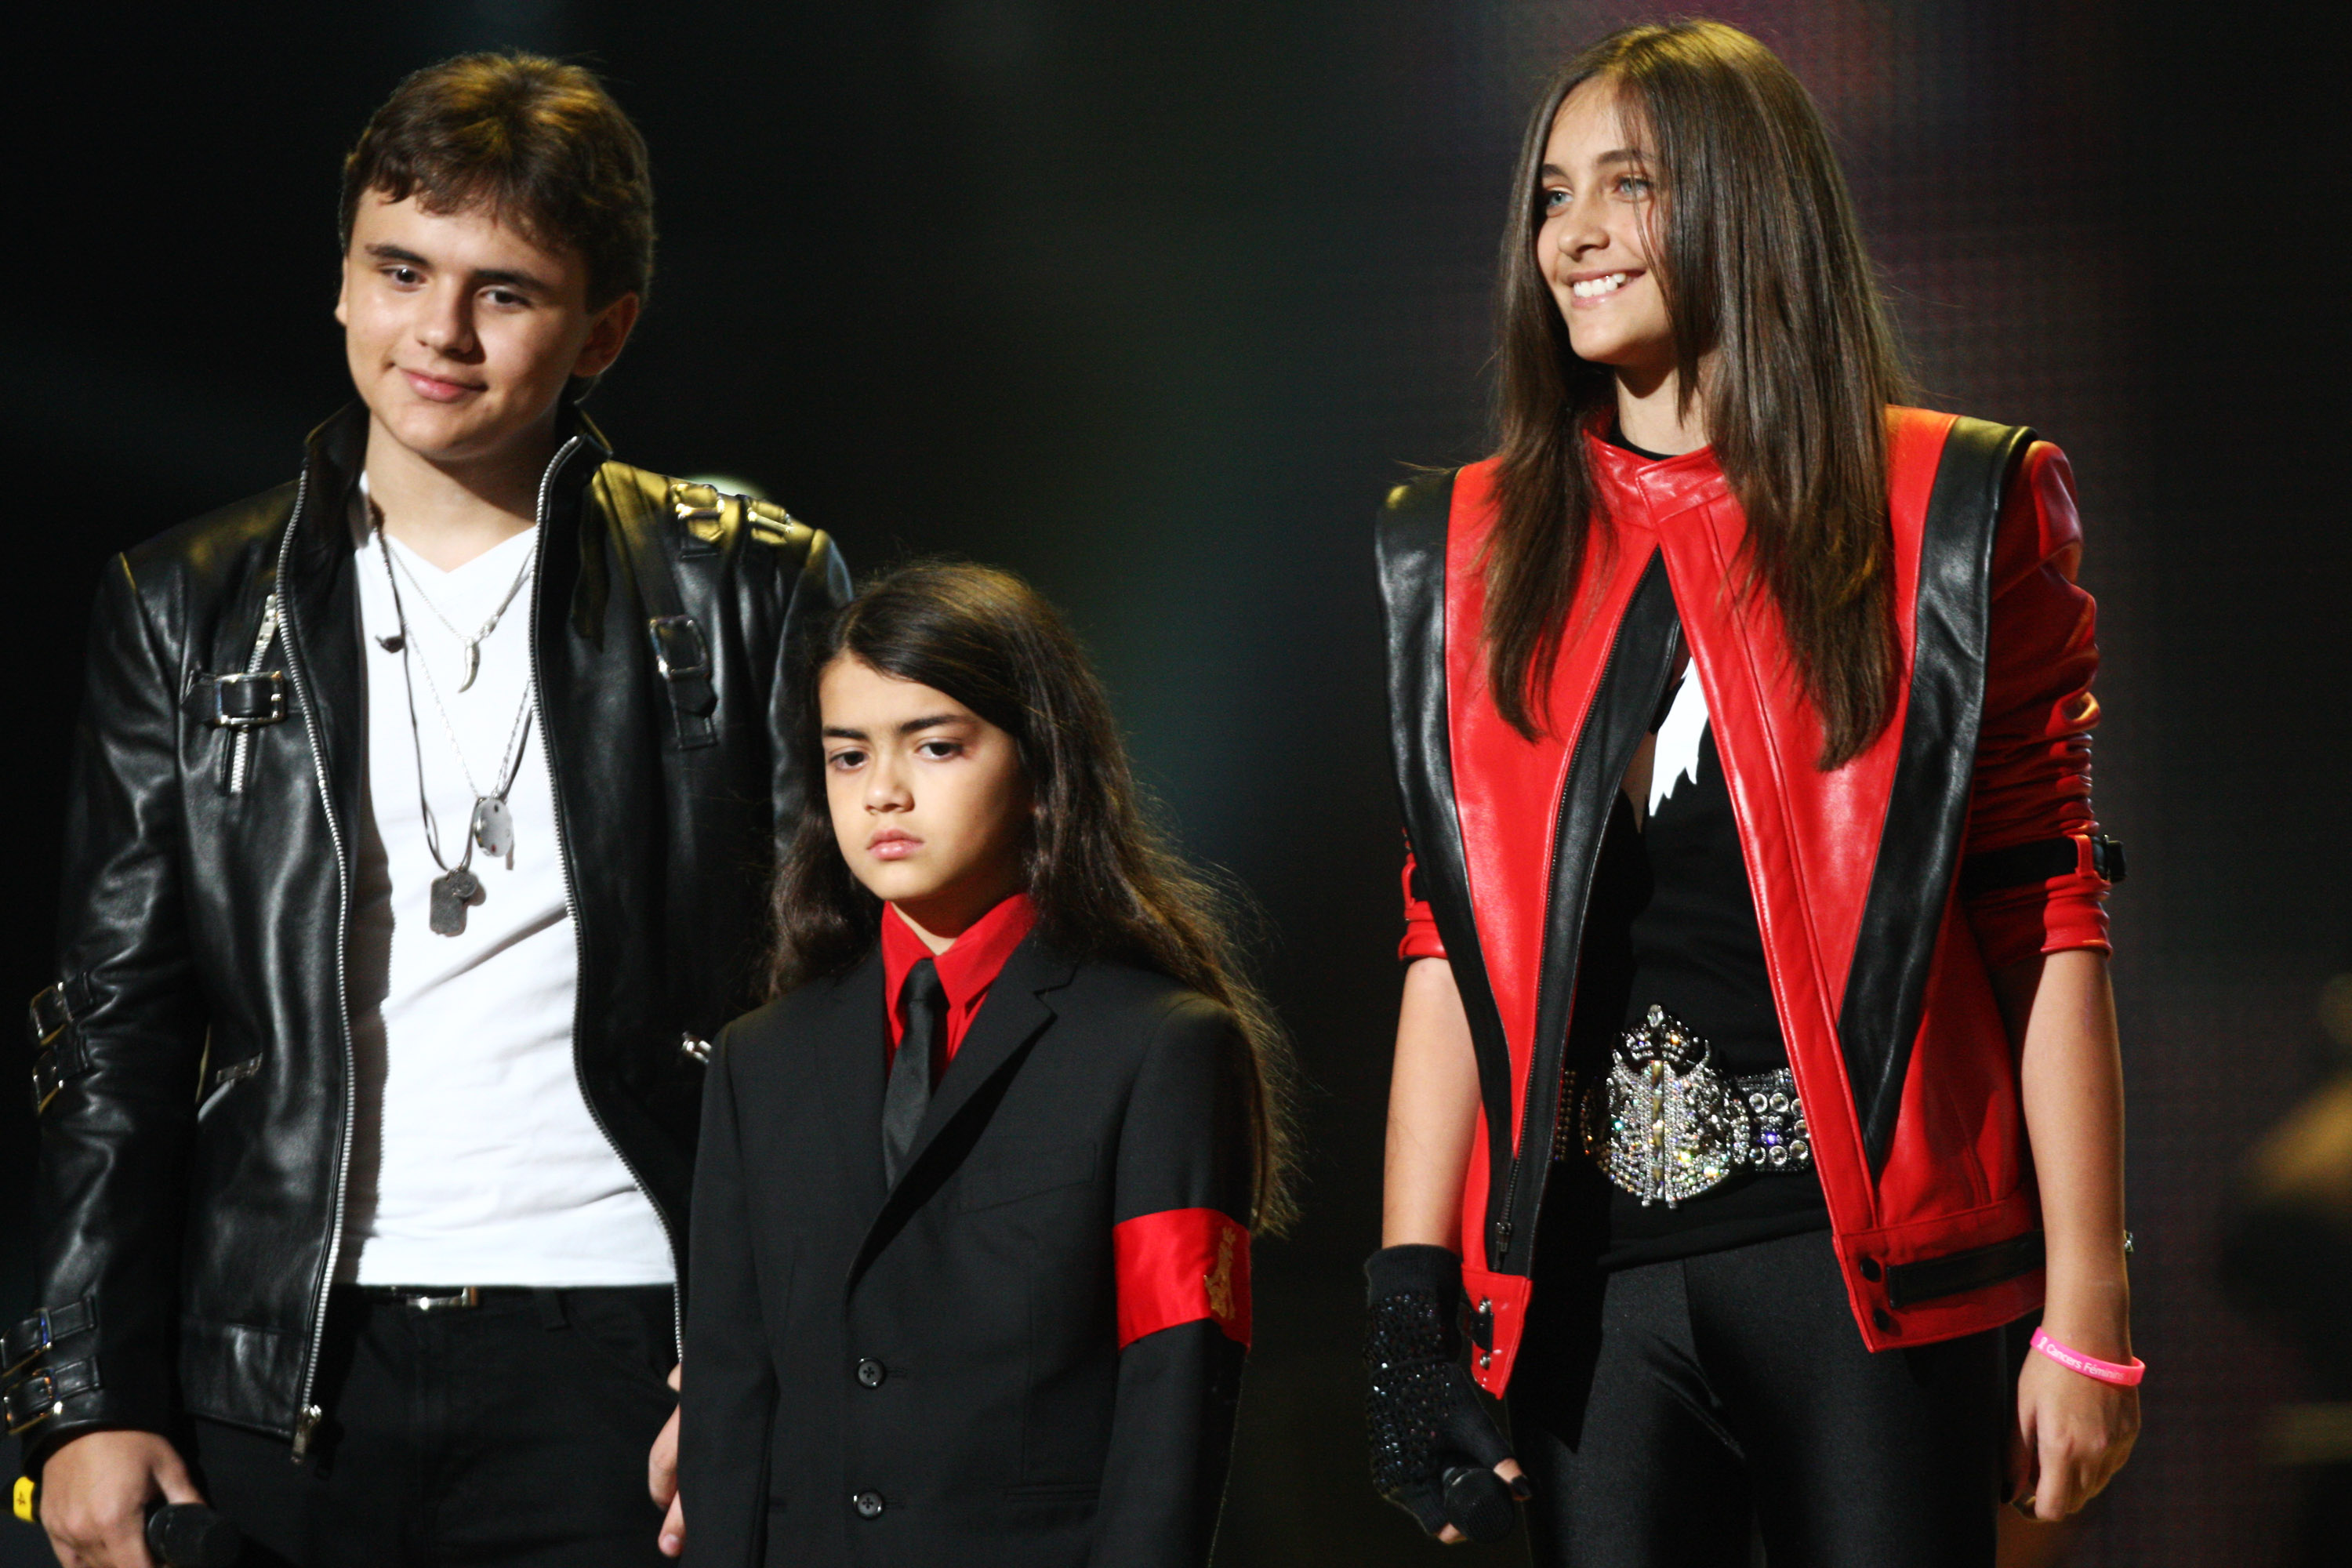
1583 1005 1812 1207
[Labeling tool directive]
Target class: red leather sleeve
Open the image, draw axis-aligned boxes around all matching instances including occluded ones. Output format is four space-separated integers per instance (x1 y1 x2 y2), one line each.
1114 1208 1251 1348
1963 441 2111 968
1399 844 1447 962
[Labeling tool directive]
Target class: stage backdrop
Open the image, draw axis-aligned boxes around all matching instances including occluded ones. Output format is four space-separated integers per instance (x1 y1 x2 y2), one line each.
5 3 2347 1564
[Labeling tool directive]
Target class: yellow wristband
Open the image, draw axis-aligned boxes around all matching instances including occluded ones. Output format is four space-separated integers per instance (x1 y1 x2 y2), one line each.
11 1475 34 1524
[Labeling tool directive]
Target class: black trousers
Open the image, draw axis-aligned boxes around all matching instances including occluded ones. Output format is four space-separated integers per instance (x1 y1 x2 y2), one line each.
184 1285 677 1567
1506 1229 2005 1568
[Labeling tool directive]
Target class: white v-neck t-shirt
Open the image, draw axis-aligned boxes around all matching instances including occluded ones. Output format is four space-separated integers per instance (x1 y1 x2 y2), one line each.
340 491 671 1287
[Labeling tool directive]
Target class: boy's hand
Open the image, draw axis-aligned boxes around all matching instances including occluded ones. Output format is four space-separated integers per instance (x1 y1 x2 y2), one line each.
38 1428 204 1568
649 1362 684 1556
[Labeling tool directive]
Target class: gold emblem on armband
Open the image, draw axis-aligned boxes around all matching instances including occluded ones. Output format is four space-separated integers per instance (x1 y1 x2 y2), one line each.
1205 1225 1237 1319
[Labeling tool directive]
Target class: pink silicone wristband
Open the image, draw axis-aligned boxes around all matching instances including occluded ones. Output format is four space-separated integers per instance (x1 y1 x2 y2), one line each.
2030 1327 2144 1386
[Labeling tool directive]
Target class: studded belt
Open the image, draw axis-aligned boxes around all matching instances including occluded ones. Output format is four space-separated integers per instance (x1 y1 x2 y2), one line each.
1570 1005 1813 1207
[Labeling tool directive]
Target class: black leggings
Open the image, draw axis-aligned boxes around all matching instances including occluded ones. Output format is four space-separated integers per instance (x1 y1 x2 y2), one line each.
1506 1229 2005 1567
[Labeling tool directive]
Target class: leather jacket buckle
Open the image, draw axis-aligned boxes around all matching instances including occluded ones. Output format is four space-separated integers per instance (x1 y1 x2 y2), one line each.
27 977 96 1116
1 1299 95 1380
3 1356 99 1436
670 481 727 546
27 974 93 1049
2089 835 2127 884
648 615 711 682
30 1038 91 1116
183 670 285 731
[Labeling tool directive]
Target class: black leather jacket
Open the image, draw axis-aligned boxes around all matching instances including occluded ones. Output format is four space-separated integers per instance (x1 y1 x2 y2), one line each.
16 404 848 1465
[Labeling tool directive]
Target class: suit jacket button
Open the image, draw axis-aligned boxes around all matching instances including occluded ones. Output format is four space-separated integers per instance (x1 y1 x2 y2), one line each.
857 1358 887 1388
855 1491 885 1519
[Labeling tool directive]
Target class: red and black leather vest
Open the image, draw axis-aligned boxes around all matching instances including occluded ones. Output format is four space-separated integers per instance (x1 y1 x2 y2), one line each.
1378 409 2112 1392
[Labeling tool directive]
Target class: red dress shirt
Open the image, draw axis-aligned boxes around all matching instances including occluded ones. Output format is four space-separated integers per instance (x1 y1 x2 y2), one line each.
880 892 1038 1066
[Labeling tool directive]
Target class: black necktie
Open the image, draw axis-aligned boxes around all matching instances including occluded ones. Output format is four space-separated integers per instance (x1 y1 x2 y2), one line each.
883 957 946 1185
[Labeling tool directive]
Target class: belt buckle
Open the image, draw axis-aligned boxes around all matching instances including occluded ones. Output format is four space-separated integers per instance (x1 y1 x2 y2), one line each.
1583 1006 1750 1207
397 1287 480 1312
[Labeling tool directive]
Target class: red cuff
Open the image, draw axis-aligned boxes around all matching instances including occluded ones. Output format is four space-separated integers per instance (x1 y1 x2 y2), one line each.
1963 833 2113 969
1112 1208 1251 1349
1399 853 1447 962
1968 880 2113 969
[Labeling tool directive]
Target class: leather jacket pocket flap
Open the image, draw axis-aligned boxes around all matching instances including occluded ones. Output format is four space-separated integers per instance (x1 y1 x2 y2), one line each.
960 1141 1098 1212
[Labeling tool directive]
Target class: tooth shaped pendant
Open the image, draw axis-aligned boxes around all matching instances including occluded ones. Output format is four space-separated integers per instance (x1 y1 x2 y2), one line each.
471 797 514 858
458 641 481 693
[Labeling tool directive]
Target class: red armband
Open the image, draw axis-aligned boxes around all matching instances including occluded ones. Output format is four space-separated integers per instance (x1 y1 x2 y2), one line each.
1112 1207 1251 1349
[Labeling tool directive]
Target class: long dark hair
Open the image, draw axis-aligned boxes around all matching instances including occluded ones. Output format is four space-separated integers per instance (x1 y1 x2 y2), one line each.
768 561 1299 1233
1489 20 1910 768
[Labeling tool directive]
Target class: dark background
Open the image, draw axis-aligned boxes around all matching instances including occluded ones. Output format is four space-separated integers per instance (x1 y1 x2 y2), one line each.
6 2 2349 1563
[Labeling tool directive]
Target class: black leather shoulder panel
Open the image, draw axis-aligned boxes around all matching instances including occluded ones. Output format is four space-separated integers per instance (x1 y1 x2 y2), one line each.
1838 417 2035 1174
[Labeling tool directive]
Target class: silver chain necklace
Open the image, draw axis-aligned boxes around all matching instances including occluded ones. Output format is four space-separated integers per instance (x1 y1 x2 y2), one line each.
383 534 535 693
373 521 536 936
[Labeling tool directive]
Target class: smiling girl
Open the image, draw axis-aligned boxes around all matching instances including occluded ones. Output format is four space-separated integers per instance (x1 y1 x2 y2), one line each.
677 562 1293 1567
1366 20 2137 1566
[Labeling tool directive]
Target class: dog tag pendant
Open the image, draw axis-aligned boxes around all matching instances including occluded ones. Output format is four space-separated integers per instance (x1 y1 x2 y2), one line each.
471 797 514 858
429 867 484 936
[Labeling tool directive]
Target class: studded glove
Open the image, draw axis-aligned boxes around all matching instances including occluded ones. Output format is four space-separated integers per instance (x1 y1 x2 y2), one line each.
1363 1243 1518 1538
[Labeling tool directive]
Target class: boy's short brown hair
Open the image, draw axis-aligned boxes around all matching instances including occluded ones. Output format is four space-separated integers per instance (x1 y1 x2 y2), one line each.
340 53 655 307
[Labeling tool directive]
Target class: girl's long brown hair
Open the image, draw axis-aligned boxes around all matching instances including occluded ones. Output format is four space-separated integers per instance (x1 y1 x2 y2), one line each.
768 561 1299 1234
1489 20 1911 767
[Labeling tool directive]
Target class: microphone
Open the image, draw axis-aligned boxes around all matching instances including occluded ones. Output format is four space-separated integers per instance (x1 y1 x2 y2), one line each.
146 1503 244 1567
1441 1465 1518 1543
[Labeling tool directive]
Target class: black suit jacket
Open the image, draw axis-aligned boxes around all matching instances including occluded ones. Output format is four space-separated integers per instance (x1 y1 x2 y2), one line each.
681 935 1254 1568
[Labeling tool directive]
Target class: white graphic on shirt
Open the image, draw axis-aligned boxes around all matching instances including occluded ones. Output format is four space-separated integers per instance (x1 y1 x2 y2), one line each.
1650 669 1710 818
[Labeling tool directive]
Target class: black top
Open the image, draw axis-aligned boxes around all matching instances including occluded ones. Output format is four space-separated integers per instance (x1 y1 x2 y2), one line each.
1566 429 1830 1269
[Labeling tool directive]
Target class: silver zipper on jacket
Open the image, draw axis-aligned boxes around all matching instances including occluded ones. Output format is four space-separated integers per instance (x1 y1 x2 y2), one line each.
274 470 354 1461
226 593 282 795
524 441 688 1360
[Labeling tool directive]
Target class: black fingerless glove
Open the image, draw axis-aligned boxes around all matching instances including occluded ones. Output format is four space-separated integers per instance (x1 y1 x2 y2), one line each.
1363 1244 1519 1540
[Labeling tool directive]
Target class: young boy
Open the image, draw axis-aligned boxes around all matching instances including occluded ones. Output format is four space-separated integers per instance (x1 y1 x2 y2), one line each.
20 53 847 1567
680 563 1294 1566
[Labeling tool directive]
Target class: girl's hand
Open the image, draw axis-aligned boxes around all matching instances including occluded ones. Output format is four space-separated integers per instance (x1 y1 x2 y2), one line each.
2008 1348 2139 1522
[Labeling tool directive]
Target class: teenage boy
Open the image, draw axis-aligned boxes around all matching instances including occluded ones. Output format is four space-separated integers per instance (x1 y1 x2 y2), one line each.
16 53 847 1567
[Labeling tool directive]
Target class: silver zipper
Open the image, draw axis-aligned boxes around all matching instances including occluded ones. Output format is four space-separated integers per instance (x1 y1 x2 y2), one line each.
524 440 688 1360
226 592 282 795
274 470 356 1463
